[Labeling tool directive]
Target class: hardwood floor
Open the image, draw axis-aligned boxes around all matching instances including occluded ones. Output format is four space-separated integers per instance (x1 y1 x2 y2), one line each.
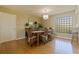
0 37 79 54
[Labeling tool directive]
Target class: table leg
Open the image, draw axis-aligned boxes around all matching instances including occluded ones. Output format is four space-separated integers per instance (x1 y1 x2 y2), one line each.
37 34 39 46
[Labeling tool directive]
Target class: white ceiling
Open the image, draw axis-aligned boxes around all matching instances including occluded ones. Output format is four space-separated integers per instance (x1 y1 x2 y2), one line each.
1 5 76 16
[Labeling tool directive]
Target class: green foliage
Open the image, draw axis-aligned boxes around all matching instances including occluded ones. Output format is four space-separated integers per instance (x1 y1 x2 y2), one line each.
38 24 43 28
25 23 29 26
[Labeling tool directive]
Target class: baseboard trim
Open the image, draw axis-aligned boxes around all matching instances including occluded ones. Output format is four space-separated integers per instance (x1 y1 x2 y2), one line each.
0 37 25 44
56 36 72 40
17 37 25 40
0 38 17 44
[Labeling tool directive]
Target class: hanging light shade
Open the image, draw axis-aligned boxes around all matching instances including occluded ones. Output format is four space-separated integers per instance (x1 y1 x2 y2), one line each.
43 14 48 20
42 8 49 20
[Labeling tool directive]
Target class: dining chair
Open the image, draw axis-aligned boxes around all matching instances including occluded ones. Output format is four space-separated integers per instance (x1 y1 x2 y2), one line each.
25 28 36 46
40 28 49 43
48 28 54 41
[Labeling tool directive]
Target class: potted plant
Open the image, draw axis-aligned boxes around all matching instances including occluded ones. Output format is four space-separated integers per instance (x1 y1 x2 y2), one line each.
25 22 30 28
38 23 43 29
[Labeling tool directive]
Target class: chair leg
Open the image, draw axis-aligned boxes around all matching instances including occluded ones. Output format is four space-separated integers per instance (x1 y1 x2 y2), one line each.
27 43 32 47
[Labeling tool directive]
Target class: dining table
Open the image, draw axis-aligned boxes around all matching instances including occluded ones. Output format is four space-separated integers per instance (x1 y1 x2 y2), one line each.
32 30 45 46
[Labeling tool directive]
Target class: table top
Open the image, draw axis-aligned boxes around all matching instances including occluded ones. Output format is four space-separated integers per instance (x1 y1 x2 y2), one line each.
32 30 44 33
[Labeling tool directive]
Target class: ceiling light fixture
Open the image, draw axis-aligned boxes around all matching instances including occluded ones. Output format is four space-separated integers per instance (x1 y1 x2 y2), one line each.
43 8 49 20
43 14 48 20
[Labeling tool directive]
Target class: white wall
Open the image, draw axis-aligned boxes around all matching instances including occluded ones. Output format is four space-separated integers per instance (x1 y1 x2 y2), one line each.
75 6 79 33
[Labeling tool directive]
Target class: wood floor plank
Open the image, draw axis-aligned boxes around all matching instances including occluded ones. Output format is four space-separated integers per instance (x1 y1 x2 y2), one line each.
0 38 79 54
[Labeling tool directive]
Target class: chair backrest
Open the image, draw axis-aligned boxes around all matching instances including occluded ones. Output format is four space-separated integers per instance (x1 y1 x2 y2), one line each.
44 28 48 35
26 28 33 38
48 28 53 34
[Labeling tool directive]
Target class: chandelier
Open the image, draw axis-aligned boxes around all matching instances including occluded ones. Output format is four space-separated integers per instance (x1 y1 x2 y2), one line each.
42 8 49 20
43 14 48 20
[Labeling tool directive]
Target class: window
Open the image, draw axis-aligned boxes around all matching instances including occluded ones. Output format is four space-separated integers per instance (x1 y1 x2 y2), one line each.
55 16 72 33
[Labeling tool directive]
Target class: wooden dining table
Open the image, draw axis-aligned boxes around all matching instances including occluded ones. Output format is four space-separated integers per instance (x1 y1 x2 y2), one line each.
32 30 45 46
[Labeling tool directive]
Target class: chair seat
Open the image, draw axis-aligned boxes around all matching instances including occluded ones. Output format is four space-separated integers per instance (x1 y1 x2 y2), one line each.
41 35 48 40
28 36 36 42
40 34 48 43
